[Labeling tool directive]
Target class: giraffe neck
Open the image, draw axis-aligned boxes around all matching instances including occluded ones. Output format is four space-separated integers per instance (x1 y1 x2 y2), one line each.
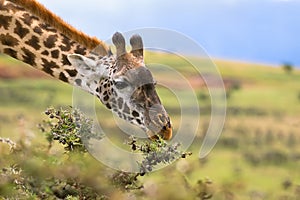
0 0 108 84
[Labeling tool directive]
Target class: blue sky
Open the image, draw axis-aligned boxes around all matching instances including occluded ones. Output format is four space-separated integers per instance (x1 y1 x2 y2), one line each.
39 0 300 66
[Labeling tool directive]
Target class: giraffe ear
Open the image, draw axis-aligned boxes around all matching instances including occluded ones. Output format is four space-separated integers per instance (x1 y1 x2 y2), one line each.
67 54 97 76
68 54 109 80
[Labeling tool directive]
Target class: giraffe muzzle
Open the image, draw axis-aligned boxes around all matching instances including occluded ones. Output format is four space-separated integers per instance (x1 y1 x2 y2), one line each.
145 104 173 140
147 120 172 140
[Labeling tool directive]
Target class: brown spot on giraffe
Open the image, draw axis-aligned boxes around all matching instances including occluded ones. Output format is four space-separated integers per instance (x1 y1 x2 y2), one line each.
66 69 77 77
3 48 17 59
33 26 43 34
41 50 49 56
59 35 72 51
22 12 33 26
21 47 36 66
44 35 57 48
42 66 53 76
51 49 60 59
0 15 12 30
0 33 19 47
41 58 59 70
74 45 86 55
14 20 29 39
39 23 56 32
25 35 41 50
61 54 71 65
59 72 68 82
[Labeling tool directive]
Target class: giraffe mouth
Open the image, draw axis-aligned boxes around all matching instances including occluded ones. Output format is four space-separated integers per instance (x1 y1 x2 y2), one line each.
158 120 173 140
147 120 172 140
144 104 173 140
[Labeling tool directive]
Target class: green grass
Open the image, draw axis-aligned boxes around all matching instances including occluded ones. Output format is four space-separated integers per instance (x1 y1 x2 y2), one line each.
0 79 72 107
0 54 300 199
144 52 300 115
228 86 300 115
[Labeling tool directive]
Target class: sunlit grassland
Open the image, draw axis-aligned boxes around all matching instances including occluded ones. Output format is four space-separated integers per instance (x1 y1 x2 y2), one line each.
146 52 300 115
0 53 300 199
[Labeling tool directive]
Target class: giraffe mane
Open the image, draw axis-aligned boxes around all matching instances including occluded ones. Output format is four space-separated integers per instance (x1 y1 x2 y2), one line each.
7 0 108 55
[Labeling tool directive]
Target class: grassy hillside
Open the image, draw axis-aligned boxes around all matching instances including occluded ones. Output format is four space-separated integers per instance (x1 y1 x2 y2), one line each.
0 53 299 199
215 59 300 115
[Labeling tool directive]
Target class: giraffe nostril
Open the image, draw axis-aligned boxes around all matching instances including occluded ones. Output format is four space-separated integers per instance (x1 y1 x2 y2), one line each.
162 119 171 130
162 125 167 131
166 120 171 128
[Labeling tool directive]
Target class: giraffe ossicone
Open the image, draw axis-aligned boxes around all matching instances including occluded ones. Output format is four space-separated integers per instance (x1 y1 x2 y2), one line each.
68 32 172 140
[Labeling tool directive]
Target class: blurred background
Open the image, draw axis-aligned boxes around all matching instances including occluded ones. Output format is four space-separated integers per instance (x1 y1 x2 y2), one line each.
0 0 300 199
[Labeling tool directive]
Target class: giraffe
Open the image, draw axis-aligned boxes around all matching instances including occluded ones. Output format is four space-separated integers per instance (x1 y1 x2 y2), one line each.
0 0 172 140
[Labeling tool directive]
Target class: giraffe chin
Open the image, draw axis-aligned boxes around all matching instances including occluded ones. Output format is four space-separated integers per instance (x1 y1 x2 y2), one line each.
147 126 173 141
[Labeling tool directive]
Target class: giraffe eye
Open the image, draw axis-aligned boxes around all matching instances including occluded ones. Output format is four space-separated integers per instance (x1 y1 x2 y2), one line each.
115 81 129 90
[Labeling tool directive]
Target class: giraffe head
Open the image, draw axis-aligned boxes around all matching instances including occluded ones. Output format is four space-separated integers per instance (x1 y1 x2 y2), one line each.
67 32 172 140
